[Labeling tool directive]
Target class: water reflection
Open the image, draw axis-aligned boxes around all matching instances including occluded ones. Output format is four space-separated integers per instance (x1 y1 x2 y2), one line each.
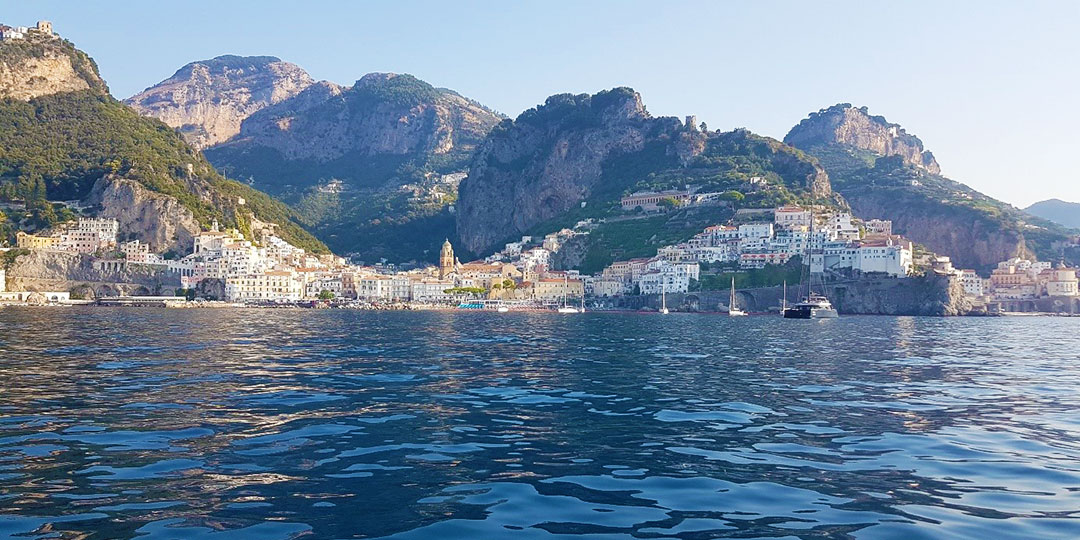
1 308 1079 538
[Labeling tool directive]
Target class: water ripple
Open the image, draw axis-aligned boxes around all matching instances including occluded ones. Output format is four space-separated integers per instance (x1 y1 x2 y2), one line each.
0 308 1078 538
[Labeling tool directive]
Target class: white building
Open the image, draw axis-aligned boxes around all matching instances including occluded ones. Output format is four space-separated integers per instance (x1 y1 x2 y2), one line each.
826 213 860 241
690 245 739 264
60 218 118 254
226 270 304 303
738 223 774 241
855 238 913 277
306 276 345 299
864 219 893 236
960 269 984 297
1045 265 1079 297
774 206 812 229
638 271 690 295
355 275 392 300
390 276 413 300
411 279 454 302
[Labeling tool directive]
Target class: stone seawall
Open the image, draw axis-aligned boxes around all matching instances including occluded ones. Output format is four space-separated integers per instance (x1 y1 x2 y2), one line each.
990 297 1080 315
612 273 976 316
5 250 180 298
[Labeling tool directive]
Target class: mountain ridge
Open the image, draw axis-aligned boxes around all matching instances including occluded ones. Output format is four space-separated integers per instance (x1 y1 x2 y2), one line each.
1025 198 1080 230
125 55 317 149
130 57 505 261
783 103 1073 271
457 87 834 257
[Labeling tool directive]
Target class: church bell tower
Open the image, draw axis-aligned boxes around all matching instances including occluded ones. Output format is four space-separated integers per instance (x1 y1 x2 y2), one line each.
439 239 455 279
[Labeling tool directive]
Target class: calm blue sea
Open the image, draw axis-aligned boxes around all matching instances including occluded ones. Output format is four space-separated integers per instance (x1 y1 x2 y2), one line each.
1 308 1079 539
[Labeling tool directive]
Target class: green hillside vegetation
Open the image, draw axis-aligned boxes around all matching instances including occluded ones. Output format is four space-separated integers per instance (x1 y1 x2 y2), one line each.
293 173 460 263
0 90 326 252
573 206 736 274
811 146 1072 262
694 257 803 290
203 74 501 261
523 130 839 273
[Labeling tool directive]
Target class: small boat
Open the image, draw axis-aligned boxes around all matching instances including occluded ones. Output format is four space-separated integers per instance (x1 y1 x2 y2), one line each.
783 209 839 320
659 283 670 314
557 275 580 313
783 293 838 319
497 306 510 313
728 276 747 317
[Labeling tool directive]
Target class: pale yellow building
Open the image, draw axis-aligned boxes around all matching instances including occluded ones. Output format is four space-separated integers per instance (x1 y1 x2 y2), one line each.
531 278 585 302
16 231 60 250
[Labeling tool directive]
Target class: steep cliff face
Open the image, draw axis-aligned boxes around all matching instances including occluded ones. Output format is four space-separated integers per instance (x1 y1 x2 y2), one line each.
0 39 328 255
5 250 179 297
125 55 317 149
785 104 940 174
86 176 202 253
457 88 658 253
621 274 975 316
457 88 832 255
235 73 495 161
0 34 107 100
785 104 1069 271
826 273 975 316
842 188 1034 269
206 72 502 181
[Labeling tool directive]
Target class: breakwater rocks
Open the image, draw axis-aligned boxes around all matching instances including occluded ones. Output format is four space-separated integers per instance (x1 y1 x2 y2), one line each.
5 250 179 298
616 273 977 316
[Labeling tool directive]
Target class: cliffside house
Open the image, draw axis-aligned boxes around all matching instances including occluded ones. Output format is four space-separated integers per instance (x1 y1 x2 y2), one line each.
621 188 694 212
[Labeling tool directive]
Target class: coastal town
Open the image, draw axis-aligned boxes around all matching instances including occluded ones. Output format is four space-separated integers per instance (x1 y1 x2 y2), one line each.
0 18 1076 315
3 198 1077 314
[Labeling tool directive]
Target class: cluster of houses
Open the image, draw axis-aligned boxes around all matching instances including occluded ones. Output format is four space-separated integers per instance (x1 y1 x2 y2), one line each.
588 206 913 298
7 203 1075 308
7 214 602 305
0 20 54 41
941 257 1079 301
17 218 121 254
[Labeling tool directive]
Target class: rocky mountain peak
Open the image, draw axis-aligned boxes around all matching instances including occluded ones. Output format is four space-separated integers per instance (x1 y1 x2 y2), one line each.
125 55 316 149
354 72 400 88
0 32 108 100
784 103 940 174
456 87 681 254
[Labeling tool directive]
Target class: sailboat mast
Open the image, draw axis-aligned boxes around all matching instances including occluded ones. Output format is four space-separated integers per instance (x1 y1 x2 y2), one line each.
806 208 814 298
730 276 736 311
563 275 568 308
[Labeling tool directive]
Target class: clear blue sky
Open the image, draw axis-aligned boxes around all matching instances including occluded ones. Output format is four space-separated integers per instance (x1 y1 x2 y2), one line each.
5 0 1078 207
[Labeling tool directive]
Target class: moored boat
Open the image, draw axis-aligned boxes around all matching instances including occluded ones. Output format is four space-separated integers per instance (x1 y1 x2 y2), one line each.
729 276 747 317
784 208 839 320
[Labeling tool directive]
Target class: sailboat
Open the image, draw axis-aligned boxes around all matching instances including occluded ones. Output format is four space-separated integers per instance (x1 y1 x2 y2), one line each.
728 276 747 316
659 282 670 314
784 209 838 319
557 275 581 313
